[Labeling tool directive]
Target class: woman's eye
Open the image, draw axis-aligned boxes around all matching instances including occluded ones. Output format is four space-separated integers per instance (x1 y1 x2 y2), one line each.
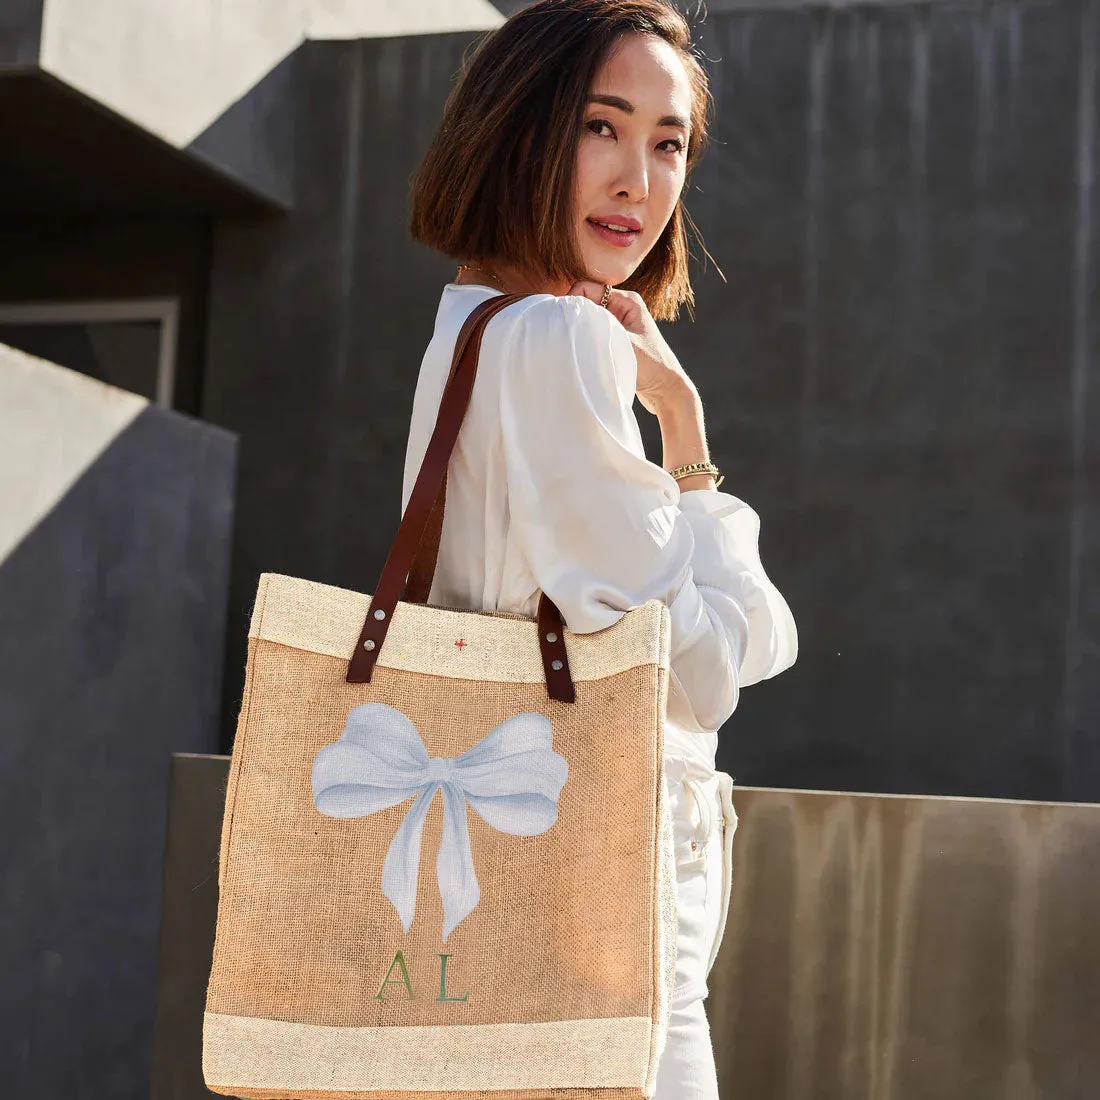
586 118 684 154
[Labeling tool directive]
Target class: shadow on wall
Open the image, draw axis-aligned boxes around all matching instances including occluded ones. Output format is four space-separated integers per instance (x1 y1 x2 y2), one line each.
186 47 302 210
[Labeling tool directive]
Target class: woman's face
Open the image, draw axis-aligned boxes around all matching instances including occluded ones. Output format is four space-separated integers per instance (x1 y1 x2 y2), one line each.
575 32 692 287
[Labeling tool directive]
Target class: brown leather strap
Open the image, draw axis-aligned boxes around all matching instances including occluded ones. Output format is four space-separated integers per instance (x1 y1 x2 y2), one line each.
403 292 511 602
346 293 577 703
401 481 444 604
402 297 489 604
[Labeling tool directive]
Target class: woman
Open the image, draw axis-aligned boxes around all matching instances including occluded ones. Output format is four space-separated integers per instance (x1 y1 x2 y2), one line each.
403 1 798 1095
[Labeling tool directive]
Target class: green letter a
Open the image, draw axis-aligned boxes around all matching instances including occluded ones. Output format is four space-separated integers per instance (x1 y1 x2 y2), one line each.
374 950 415 1000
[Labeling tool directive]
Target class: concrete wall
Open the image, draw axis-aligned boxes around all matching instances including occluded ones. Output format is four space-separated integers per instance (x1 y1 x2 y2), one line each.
0 348 237 1096
150 754 229 1100
0 0 42 70
36 0 503 148
200 0 1100 804
676 0 1100 801
1 1 505 210
708 785 1100 1099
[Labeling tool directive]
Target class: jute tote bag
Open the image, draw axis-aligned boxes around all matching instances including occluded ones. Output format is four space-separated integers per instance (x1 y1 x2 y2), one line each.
202 292 679 1099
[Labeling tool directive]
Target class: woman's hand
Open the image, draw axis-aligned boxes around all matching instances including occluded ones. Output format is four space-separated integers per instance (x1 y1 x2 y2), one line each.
567 279 697 416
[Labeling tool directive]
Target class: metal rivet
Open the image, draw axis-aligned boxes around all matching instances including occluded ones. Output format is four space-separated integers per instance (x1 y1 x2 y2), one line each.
373 609 386 620
363 639 376 650
545 632 558 643
551 659 563 671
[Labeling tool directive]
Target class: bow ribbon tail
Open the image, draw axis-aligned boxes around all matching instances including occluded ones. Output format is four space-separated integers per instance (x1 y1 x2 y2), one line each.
436 783 480 942
380 784 438 934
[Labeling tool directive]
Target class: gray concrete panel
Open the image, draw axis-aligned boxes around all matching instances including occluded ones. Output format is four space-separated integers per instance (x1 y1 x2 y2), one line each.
203 3 1099 802
0 405 237 1097
668 0 1100 801
708 786 1100 1099
186 49 300 211
0 73 280 214
150 754 228 1100
0 0 42 70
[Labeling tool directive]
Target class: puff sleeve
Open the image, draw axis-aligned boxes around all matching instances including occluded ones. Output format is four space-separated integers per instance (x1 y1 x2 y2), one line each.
498 294 798 733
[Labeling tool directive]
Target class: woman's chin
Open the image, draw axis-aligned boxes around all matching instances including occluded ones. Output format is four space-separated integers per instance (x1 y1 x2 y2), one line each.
579 256 634 288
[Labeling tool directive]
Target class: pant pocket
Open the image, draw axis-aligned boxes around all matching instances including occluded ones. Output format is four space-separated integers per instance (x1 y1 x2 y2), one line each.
704 772 739 977
667 777 709 874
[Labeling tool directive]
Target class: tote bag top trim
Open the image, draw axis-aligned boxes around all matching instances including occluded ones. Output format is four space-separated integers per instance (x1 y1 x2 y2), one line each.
251 572 671 685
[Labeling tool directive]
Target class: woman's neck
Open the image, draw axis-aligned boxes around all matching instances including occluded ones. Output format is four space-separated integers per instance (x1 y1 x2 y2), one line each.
455 260 571 297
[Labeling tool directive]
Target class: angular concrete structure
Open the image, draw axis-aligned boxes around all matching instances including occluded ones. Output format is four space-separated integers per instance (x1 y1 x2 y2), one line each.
0 0 504 211
0 346 237 1096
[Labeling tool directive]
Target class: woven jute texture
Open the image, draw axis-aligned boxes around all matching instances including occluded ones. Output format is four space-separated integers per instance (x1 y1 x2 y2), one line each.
203 574 677 1099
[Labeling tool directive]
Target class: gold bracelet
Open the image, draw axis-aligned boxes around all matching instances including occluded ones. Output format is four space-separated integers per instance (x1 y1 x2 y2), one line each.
668 461 724 489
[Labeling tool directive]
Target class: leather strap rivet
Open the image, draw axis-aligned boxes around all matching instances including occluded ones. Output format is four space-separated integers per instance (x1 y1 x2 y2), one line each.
373 609 386 620
546 632 558 643
551 659 563 671
363 639 376 650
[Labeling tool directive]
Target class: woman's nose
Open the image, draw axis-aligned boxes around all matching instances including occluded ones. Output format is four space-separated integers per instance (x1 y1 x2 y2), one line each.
612 145 649 202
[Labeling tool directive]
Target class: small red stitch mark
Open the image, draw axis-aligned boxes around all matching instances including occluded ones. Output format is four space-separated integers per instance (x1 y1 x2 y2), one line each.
454 639 468 650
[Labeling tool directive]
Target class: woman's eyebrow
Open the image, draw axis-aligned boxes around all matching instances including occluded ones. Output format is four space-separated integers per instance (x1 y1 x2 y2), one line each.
587 93 688 130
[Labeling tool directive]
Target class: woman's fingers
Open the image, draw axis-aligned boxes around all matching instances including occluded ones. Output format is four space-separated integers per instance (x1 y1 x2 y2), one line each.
567 280 641 332
567 279 605 304
567 279 692 407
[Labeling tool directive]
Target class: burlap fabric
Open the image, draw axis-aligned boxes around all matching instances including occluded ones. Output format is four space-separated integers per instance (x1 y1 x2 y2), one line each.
203 572 679 1098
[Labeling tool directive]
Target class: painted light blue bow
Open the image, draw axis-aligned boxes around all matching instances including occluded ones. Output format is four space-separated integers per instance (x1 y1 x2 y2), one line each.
312 701 569 942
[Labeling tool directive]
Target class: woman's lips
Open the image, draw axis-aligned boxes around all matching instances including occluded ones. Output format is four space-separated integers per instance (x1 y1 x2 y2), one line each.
586 217 639 248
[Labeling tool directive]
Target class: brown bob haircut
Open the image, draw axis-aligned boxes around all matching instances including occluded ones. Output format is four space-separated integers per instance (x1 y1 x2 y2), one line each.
408 0 714 322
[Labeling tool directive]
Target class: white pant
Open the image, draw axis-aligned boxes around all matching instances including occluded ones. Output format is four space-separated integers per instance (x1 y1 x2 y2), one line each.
653 758 738 1100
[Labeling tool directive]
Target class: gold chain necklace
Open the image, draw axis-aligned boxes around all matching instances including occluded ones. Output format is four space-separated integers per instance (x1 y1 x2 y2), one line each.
456 262 513 295
457 263 611 307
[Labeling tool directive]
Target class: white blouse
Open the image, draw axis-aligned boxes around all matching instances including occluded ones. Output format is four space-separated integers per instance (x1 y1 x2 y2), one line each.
401 282 798 776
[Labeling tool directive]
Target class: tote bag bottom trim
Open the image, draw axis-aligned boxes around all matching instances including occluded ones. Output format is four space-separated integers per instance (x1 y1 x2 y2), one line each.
203 1011 653 1092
